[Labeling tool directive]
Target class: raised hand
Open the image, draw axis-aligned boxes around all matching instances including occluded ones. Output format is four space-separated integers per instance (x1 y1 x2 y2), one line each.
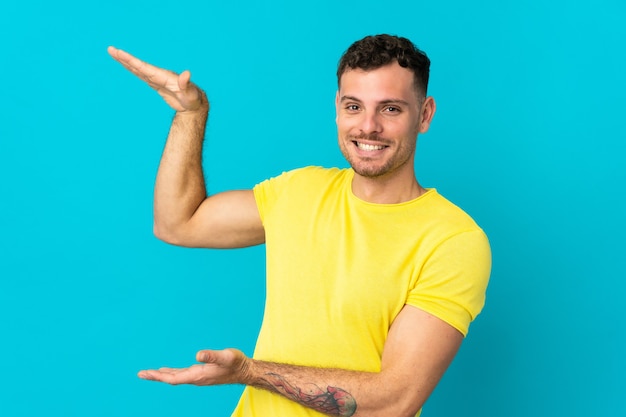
107 46 207 112
138 348 250 386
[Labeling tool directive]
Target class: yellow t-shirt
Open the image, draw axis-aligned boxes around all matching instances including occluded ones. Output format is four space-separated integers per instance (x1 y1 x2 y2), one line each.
232 167 491 416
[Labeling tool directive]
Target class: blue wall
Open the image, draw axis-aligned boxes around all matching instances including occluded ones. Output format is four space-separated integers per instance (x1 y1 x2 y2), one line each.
1 1 624 416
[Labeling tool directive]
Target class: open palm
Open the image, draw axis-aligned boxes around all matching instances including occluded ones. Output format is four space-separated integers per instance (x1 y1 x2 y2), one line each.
108 46 206 112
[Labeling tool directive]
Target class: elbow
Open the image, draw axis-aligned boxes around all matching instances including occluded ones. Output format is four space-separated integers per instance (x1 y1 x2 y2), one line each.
367 402 423 417
396 402 424 417
377 401 423 417
361 382 426 417
386 386 427 417
153 221 185 246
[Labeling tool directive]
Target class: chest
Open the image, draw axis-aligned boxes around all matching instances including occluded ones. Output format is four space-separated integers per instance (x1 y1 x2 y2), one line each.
263 191 429 327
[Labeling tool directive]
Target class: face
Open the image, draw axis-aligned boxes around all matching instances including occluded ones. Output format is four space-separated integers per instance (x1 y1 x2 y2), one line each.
335 62 435 179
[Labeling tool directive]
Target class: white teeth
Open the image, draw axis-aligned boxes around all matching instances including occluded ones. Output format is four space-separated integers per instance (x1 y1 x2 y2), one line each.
356 142 384 151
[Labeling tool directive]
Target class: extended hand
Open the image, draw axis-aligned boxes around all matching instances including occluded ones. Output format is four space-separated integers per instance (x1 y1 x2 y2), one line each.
108 46 207 112
138 348 250 386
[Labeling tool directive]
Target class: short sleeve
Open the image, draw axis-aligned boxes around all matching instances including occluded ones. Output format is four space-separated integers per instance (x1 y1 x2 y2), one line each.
406 229 492 336
253 170 296 224
253 167 334 225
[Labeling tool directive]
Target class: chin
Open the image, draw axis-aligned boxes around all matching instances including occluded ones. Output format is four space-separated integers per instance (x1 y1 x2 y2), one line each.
351 163 392 178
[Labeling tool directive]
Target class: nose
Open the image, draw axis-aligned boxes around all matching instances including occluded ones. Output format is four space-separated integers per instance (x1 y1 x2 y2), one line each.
359 111 382 135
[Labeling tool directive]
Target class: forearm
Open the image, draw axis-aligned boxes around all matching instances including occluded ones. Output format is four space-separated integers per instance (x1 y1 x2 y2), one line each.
242 359 421 417
153 92 209 242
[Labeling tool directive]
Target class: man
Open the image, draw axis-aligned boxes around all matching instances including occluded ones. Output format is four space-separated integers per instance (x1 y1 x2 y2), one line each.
108 34 491 417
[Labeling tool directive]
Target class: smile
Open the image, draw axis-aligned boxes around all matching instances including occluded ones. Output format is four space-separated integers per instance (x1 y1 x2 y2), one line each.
354 141 387 151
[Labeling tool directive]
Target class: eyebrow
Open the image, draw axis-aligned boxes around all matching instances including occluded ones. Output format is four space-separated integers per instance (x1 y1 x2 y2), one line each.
340 95 411 107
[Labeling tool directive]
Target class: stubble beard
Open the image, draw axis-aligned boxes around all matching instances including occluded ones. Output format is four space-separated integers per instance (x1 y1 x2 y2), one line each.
340 134 416 179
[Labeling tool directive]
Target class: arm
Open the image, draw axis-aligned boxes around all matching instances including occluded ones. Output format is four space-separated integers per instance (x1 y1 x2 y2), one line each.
138 304 463 417
108 47 264 248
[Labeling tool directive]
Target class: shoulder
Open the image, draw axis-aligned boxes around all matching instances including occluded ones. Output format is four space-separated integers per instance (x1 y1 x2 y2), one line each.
280 166 348 182
255 166 349 191
417 190 484 233
253 167 350 217
406 192 491 334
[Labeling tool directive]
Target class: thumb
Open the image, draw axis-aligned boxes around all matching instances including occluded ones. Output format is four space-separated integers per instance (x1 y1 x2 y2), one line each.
178 70 192 90
196 349 219 363
197 348 245 367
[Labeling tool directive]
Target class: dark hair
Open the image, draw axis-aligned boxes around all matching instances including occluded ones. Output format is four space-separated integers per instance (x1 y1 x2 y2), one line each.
337 34 430 96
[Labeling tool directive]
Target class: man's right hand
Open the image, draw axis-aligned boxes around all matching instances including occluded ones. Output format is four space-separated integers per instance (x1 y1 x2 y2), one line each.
107 46 207 113
108 45 263 249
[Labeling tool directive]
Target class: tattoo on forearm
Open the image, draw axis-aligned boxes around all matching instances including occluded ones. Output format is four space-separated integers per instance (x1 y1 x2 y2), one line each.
258 373 357 416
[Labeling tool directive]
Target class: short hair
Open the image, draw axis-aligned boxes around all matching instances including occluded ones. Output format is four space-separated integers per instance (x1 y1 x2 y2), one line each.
337 34 430 96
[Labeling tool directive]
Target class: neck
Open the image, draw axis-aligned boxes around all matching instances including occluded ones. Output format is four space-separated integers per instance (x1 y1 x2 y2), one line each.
351 171 425 204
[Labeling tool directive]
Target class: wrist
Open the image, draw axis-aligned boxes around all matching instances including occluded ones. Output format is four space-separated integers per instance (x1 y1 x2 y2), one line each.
238 356 257 386
177 90 210 115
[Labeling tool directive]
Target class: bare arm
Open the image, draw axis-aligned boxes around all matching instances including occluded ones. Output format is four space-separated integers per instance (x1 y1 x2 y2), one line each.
108 47 264 248
138 305 463 416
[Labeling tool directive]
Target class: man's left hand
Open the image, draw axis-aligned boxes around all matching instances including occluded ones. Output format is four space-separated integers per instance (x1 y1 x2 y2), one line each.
138 348 250 386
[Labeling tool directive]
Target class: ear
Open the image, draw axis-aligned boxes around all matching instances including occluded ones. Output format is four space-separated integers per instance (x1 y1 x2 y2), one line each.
418 96 436 134
335 90 340 124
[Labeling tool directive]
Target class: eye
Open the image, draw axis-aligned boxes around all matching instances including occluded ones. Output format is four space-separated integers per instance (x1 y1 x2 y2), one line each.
383 106 401 113
345 104 360 112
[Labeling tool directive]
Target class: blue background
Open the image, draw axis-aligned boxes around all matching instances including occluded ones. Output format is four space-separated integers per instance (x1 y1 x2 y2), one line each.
1 0 624 416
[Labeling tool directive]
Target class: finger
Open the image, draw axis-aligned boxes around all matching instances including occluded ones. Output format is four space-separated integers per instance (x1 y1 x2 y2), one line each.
196 349 219 363
106 45 119 58
138 369 176 384
108 46 145 71
178 70 191 90
139 369 188 384
196 348 240 365
108 46 178 90
140 366 208 385
157 367 180 373
138 369 163 381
